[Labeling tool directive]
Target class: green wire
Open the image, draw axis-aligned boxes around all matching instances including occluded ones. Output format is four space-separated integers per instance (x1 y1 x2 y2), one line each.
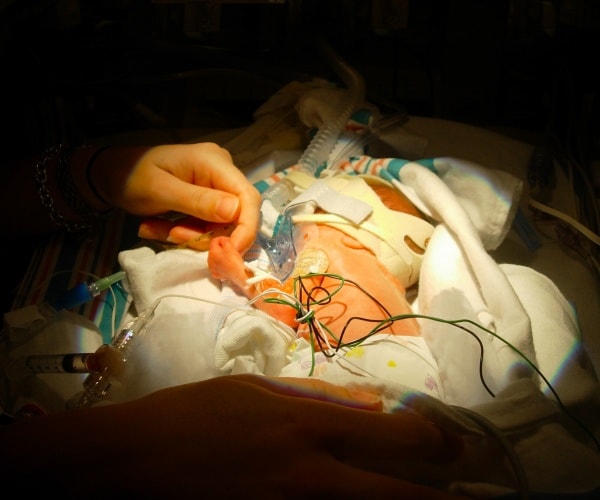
262 271 600 450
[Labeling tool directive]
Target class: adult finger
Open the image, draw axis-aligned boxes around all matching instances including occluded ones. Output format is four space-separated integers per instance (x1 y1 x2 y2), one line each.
138 217 237 251
252 376 384 411
140 169 260 254
279 456 468 499
227 185 262 255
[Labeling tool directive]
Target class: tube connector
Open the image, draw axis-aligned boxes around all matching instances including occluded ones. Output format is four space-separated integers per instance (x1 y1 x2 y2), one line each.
71 305 156 408
47 270 126 312
297 37 366 176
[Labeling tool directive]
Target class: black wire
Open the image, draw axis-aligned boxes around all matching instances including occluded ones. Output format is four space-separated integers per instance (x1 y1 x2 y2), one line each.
292 272 495 397
264 273 599 450
294 273 395 350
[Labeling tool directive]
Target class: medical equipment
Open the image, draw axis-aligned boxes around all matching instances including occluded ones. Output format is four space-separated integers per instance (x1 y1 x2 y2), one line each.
47 270 126 312
256 210 296 281
70 305 156 408
2 270 126 342
257 38 368 282
298 37 366 175
6 352 96 379
260 37 365 211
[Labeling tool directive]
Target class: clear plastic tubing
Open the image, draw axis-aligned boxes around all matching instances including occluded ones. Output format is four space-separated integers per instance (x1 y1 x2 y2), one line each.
297 37 366 175
71 306 155 408
46 270 126 312
261 38 365 210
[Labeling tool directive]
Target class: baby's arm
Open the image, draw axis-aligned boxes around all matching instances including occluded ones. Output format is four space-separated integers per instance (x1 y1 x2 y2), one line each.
208 236 297 327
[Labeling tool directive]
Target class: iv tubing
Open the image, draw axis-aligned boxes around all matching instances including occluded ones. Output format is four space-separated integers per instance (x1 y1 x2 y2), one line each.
47 270 126 312
297 37 366 175
71 304 156 408
89 270 126 295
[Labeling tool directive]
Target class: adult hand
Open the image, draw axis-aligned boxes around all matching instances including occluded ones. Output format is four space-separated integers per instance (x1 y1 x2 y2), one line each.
89 143 261 255
1 375 466 498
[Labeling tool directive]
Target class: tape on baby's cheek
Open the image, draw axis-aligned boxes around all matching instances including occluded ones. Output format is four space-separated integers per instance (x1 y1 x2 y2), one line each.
292 248 329 277
291 180 372 225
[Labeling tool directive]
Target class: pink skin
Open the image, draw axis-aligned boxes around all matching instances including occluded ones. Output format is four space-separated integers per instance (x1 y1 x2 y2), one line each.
208 236 298 327
208 223 420 348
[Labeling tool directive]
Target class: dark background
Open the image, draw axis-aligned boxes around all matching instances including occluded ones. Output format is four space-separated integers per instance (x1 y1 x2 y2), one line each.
0 0 598 313
1 0 598 163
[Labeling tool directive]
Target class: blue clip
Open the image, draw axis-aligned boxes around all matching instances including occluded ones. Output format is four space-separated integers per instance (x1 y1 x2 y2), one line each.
257 212 296 281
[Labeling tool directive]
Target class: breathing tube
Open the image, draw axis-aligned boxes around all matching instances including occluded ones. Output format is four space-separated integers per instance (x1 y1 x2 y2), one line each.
261 38 366 210
259 39 366 279
297 37 366 175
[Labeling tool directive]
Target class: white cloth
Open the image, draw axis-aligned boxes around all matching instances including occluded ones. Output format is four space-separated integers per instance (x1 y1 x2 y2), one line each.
280 335 443 400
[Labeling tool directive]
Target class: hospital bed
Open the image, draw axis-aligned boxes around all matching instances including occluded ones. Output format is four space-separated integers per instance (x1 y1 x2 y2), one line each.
1 63 599 498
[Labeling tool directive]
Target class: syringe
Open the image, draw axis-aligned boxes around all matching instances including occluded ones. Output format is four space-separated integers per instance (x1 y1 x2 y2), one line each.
4 353 99 382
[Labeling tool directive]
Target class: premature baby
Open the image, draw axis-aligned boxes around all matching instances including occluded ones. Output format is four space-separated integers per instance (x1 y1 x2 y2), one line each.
208 171 434 351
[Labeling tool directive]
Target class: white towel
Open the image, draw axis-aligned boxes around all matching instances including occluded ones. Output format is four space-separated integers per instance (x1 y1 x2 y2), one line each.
395 160 597 410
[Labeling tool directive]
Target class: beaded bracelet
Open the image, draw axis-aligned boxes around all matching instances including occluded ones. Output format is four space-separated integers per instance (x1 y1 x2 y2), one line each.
35 144 112 233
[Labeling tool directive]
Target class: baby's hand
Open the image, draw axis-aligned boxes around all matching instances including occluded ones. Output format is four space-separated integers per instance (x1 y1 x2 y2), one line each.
207 236 251 283
208 236 298 327
138 217 234 251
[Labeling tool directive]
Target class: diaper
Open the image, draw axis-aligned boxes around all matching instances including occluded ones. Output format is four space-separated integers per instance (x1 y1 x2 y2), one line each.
280 334 443 400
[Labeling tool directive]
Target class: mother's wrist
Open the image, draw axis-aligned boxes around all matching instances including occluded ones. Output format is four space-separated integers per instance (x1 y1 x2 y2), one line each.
70 145 114 213
35 144 113 234
83 145 113 208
